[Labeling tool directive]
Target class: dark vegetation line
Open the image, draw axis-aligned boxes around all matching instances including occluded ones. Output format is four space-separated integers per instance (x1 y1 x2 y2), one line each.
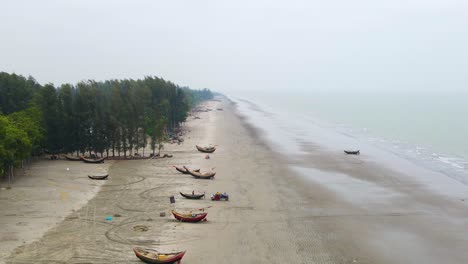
0 71 213 178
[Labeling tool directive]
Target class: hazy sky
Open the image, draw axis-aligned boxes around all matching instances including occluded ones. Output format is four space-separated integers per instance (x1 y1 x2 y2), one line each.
1 0 467 93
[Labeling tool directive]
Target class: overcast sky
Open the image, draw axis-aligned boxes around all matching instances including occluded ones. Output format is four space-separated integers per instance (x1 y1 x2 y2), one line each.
1 0 467 93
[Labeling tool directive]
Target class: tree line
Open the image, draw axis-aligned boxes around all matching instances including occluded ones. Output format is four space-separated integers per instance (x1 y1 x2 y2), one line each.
0 72 213 177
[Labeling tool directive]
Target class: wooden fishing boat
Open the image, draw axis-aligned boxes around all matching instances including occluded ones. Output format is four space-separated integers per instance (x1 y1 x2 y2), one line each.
80 156 106 163
133 247 186 264
344 150 360 155
88 174 109 180
187 169 216 179
180 192 205 199
196 145 216 153
64 154 81 161
172 165 200 174
172 210 207 222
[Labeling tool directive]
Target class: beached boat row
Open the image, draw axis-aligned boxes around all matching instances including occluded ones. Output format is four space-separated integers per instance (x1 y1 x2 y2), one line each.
133 144 222 263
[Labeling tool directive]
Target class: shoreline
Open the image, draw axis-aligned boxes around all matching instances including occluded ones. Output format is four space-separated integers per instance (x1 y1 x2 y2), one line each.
3 97 468 263
234 97 468 263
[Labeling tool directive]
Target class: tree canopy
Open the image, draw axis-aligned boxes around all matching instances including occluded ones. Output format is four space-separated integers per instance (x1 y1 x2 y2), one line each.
0 72 213 176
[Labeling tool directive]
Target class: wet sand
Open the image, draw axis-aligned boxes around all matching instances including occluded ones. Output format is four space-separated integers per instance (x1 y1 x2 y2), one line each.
3 98 468 263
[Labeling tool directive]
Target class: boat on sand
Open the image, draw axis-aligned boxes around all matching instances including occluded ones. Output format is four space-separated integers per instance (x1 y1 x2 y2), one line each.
133 247 186 264
172 210 207 222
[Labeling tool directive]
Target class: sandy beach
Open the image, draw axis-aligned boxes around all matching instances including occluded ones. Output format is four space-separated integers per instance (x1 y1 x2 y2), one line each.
2 97 468 264
0 159 112 263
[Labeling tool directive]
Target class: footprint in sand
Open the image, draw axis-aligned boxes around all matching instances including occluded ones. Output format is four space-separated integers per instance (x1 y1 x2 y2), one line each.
133 225 150 232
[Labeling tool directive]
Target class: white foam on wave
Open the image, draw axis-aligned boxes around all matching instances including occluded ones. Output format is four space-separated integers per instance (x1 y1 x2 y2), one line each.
438 156 465 170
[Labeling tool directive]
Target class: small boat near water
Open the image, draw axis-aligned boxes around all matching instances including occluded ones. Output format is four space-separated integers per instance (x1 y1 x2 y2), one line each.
80 156 106 163
344 150 360 155
133 247 186 264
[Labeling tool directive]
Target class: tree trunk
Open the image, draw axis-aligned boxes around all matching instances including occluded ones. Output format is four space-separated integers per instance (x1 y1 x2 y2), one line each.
135 133 139 155
9 165 13 184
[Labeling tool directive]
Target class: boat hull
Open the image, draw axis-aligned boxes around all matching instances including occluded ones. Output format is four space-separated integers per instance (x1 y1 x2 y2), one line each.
64 155 81 161
88 174 108 180
175 166 189 174
187 169 215 179
173 166 200 174
80 157 106 163
133 247 186 264
196 145 216 153
172 210 207 222
180 192 205 199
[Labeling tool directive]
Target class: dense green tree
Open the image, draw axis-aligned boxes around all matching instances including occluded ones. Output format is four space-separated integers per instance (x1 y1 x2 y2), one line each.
8 105 44 155
58 84 77 154
35 84 62 153
0 72 40 114
0 115 32 178
0 71 213 178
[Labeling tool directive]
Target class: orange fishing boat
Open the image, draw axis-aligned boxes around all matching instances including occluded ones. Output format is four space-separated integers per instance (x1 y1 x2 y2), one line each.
133 247 186 264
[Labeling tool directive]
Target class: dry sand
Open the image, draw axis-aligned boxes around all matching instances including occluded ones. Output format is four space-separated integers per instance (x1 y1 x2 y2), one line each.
0 159 111 263
2 97 468 263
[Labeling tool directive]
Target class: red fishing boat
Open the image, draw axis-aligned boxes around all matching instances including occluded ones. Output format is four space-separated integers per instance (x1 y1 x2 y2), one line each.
172 210 207 222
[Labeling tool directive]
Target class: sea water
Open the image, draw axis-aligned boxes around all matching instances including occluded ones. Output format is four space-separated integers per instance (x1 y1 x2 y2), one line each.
228 89 468 188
